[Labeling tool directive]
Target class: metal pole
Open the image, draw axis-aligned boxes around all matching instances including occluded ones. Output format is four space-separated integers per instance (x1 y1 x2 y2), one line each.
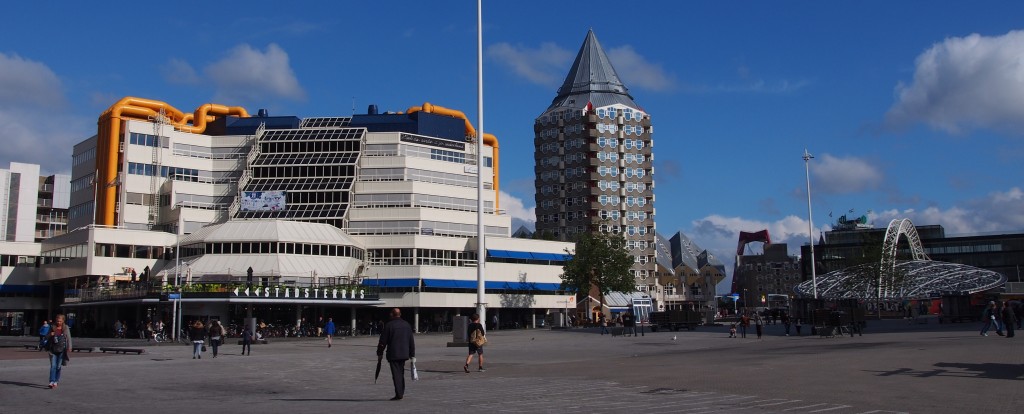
803 149 818 299
474 0 487 325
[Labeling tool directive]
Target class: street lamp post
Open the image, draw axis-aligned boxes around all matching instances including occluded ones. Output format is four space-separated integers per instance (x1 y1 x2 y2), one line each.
803 149 818 299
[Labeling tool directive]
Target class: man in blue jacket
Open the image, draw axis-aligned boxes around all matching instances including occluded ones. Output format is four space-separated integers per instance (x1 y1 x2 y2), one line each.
324 317 336 348
38 320 51 351
377 308 415 400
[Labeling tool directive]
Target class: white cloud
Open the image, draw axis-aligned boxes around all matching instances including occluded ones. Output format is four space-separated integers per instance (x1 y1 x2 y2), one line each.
0 109 87 175
500 190 535 223
607 46 676 92
204 43 306 104
689 214 817 294
0 53 79 174
870 187 1024 234
0 52 64 108
487 42 675 92
811 154 883 194
486 42 573 86
886 30 1024 134
161 58 200 85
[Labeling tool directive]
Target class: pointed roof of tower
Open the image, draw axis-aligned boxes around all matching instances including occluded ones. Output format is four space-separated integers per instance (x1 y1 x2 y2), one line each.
547 29 639 111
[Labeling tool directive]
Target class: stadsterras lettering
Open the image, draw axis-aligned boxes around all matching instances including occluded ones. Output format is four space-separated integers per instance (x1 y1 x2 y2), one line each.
231 286 368 300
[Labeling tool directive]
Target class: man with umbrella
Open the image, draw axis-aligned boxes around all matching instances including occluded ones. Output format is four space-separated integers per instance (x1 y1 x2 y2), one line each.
377 308 415 400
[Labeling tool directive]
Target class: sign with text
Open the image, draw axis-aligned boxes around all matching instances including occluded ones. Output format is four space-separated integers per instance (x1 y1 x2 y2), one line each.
400 134 465 151
231 286 369 300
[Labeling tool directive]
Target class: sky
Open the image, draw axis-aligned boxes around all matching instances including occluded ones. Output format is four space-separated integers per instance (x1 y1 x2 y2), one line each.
3 2 1024 293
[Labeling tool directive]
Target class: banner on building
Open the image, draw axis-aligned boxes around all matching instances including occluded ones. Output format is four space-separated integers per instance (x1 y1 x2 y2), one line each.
241 191 287 212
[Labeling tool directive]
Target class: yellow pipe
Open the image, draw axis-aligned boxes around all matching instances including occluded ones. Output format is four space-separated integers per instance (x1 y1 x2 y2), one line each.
404 102 500 210
95 97 249 225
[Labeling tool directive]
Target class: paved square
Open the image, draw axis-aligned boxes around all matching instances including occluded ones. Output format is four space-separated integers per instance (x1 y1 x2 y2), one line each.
1 318 1021 413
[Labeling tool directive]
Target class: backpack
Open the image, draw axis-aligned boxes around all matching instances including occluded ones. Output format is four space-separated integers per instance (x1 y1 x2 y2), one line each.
470 328 487 347
50 333 67 354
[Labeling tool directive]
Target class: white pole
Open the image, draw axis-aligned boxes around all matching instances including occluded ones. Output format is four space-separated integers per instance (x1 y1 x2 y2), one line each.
475 0 487 325
803 149 818 299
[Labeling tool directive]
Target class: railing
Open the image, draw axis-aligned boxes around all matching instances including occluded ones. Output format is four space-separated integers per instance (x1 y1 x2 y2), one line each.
237 170 251 192
64 281 380 303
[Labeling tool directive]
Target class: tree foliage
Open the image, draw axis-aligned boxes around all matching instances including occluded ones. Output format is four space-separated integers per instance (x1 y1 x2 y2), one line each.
560 230 635 310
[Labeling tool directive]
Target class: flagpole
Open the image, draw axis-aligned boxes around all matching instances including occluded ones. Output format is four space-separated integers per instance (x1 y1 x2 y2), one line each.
475 0 487 324
803 149 817 299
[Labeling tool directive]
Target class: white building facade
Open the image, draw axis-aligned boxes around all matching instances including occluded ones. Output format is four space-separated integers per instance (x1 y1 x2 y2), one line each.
28 99 572 336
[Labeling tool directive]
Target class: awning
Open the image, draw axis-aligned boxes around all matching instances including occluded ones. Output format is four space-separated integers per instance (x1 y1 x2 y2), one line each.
361 278 420 288
485 281 562 291
0 285 48 294
422 279 477 289
487 249 571 262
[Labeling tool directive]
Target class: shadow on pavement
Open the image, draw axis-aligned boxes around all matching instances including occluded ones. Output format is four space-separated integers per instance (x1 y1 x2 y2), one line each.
273 398 389 402
866 363 1024 381
0 380 50 389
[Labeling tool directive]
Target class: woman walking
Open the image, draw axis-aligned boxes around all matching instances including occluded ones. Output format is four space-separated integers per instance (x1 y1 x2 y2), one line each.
189 320 206 359
208 320 224 358
46 314 72 389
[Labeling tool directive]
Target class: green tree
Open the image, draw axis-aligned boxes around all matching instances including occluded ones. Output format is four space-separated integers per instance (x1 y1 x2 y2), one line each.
560 230 635 313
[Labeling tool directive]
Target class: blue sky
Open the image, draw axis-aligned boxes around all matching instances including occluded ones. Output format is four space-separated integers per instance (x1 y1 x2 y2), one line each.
3 2 1024 292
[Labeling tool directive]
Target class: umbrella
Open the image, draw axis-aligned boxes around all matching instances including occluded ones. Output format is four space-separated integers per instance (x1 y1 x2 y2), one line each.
374 355 383 383
411 357 418 381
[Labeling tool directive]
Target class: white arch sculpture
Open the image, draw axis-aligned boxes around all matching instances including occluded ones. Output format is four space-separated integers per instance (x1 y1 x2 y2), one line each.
879 219 929 297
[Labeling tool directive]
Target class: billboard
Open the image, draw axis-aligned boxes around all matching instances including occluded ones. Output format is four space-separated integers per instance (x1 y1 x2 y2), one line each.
241 191 287 212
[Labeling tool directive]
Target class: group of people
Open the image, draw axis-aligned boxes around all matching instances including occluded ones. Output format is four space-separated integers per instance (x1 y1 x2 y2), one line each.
729 311 803 339
980 300 1018 338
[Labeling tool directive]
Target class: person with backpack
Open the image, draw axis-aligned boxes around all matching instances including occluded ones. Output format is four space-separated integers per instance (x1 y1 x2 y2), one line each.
208 320 224 358
46 314 72 389
464 313 486 373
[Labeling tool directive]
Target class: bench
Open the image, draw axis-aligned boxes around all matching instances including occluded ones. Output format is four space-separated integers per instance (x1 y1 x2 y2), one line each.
23 344 39 350
99 347 145 355
72 347 94 353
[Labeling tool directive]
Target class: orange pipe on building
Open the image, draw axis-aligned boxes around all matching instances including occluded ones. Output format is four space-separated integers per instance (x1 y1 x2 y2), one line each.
95 97 249 226
404 102 500 210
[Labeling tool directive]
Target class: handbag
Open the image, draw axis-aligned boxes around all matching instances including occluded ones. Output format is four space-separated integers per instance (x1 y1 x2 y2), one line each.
202 344 207 352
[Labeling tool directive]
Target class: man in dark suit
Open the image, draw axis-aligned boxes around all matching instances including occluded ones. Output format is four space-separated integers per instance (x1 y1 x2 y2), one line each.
377 308 415 400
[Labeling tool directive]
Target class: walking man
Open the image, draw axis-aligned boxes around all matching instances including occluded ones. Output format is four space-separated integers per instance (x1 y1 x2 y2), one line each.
325 317 336 348
980 301 1003 336
377 308 415 401
598 313 609 335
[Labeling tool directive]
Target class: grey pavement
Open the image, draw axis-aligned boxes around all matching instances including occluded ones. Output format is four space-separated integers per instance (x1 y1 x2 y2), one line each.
1 318 1021 413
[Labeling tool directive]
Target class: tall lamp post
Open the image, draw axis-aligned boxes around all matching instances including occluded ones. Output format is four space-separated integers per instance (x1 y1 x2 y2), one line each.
802 149 818 299
474 0 487 325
